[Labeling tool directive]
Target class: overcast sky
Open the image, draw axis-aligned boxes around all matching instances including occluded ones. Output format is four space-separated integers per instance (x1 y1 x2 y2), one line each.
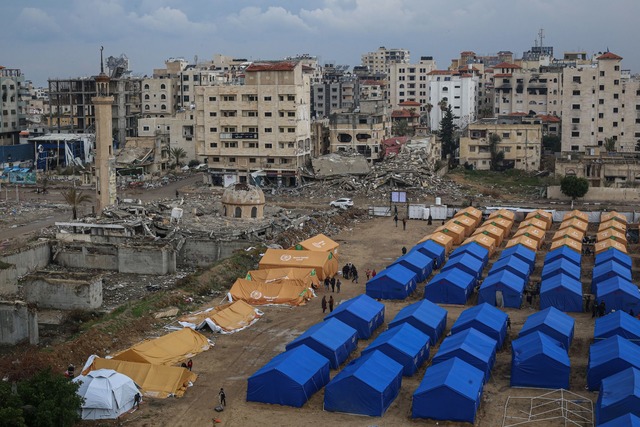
3 0 639 87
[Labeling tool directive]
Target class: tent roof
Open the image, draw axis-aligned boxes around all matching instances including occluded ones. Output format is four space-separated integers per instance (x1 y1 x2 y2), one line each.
601 211 628 225
390 251 432 273
514 225 546 242
519 307 575 344
519 217 547 232
597 229 627 245
488 208 516 221
599 413 640 427
595 239 628 255
112 328 210 366
559 218 588 233
488 217 514 233
595 310 640 342
511 331 570 366
411 239 445 260
595 249 632 269
326 294 384 320
288 318 358 352
250 344 329 385
506 236 539 252
73 368 139 415
297 233 339 255
593 260 633 283
540 273 582 294
500 244 536 266
545 246 581 266
259 248 335 268
389 299 447 330
482 269 526 292
363 323 429 359
443 253 484 275
426 232 454 251
463 234 496 255
552 227 584 243
564 210 589 222
490 256 531 277
550 237 582 253
414 356 484 400
331 350 403 393
599 219 627 234
429 268 475 290
246 267 320 287
596 276 639 298
525 210 553 228
542 258 581 281
449 242 489 263
452 303 508 337
589 335 640 370
434 328 497 371
376 262 418 283
229 278 312 306
473 224 505 243
455 206 483 222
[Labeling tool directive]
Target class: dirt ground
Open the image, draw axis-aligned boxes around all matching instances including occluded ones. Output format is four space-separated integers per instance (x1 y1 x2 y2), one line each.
120 216 605 427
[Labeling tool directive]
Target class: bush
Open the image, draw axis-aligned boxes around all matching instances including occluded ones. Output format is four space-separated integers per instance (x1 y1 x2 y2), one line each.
188 159 200 168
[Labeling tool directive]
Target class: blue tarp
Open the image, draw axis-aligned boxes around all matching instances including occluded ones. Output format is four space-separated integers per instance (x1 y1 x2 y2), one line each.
388 299 447 346
389 250 433 283
424 268 476 305
587 335 640 390
596 277 640 314
539 273 583 313
246 345 330 407
412 357 484 423
596 367 640 425
599 413 640 427
511 331 570 389
449 242 489 268
478 269 526 308
595 249 633 270
545 246 582 267
324 350 403 416
324 294 385 339
592 261 633 293
286 318 358 369
595 310 640 345
518 307 575 349
450 303 508 347
432 328 497 382
541 258 581 282
361 323 429 376
366 263 417 300
488 255 531 280
442 253 484 280
411 240 446 268
500 244 537 271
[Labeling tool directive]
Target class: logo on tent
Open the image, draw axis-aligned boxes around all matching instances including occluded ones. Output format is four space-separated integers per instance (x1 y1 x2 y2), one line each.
250 290 263 299
281 255 292 261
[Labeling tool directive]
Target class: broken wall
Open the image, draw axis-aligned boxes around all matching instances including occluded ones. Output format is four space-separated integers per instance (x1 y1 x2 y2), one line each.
55 244 119 271
118 245 176 275
0 241 51 277
179 239 256 267
0 264 18 295
22 272 102 310
0 301 39 345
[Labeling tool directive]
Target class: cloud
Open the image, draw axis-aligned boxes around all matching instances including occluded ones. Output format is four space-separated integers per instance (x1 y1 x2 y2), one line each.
131 6 213 34
225 6 310 33
16 7 61 40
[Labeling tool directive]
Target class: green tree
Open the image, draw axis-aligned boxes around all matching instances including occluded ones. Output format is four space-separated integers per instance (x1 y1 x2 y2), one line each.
542 135 562 152
18 369 83 427
489 133 505 171
0 381 26 427
169 147 187 168
604 137 617 152
560 175 589 208
61 188 92 220
392 119 411 137
423 102 433 128
438 105 458 161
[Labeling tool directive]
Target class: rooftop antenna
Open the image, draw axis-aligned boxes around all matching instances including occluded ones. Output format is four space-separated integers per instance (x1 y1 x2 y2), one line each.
538 28 545 47
100 46 104 74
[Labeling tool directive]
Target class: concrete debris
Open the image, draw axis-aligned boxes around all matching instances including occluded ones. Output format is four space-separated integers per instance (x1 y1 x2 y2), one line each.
154 307 179 319
311 153 371 178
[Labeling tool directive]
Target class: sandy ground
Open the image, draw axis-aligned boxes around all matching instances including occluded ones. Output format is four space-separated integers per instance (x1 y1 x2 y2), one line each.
123 216 603 427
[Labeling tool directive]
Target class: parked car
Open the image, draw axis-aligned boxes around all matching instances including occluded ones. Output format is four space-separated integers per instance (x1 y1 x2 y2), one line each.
330 198 354 209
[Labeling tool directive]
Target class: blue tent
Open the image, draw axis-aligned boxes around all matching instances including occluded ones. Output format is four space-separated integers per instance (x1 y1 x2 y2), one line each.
500 244 537 271
539 273 583 313
510 331 570 389
411 240 446 268
596 367 640 425
518 307 575 349
246 345 330 407
324 294 385 339
361 323 430 376
541 258 581 282
432 328 497 382
545 246 582 267
285 318 358 369
449 242 489 268
366 264 417 300
592 261 633 293
488 255 531 281
424 268 476 305
587 335 640 390
451 303 508 347
388 299 447 346
412 357 485 423
324 350 403 416
599 413 640 427
596 249 632 270
442 253 484 280
478 270 527 308
595 310 640 345
596 277 640 314
388 250 432 283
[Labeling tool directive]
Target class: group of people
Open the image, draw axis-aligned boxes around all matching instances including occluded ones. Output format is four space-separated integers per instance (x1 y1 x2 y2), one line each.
342 263 359 283
323 276 342 293
591 299 608 318
321 295 335 313
365 268 377 280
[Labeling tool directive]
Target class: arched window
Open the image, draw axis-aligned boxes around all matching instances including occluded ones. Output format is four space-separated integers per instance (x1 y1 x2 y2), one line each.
144 105 150 110
160 84 166 90
223 206 227 216
160 94 166 100
144 84 149 90
235 207 242 218
144 94 150 100
161 104 167 110
251 207 257 218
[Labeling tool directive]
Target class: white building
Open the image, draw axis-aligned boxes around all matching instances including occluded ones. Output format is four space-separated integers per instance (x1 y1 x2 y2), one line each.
428 71 479 130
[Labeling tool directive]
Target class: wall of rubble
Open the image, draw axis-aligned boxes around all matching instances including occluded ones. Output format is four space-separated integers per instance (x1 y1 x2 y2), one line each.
0 301 39 345
0 242 51 277
0 265 18 296
119 245 176 275
547 185 640 202
22 272 102 310
178 239 257 267
55 245 119 271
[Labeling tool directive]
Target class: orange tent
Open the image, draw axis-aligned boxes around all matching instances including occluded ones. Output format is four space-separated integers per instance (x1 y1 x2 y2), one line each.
488 209 515 221
179 300 263 333
296 233 340 259
550 237 582 253
596 229 628 245
563 210 589 223
601 211 627 225
452 216 477 237
455 207 483 227
424 232 454 253
229 278 312 306
435 223 466 245
259 249 338 280
513 225 546 245
595 239 627 255
246 267 320 288
506 236 539 252
487 218 514 235
525 210 553 230
112 328 211 366
598 219 626 234
463 234 496 256
519 218 547 233
472 225 505 246
559 218 588 233
552 227 584 243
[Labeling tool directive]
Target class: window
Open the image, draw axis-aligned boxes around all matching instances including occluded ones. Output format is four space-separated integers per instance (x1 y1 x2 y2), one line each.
229 158 236 164
502 132 510 138
212 157 220 162
599 113 604 119
208 96 217 101
182 75 189 81
265 128 272 133
613 108 618 113
572 118 580 124
614 94 619 99
614 80 620 85
143 126 150 131
209 143 218 148
161 105 167 110
572 90 580 96
160 94 166 100
288 112 295 117
209 127 217 132
144 94 150 100
572 104 580 110
264 96 271 101
572 76 581 83
469 146 476 152
266 158 275 163
209 112 217 117
222 95 236 101
598 127 603 132
222 110 237 117
265 143 273 149
243 94 258 102
144 84 150 90
224 142 238 148
613 122 618 127
244 142 258 148
288 128 295 133
265 112 272 117
160 84 166 89
571 145 580 150
600 71 605 77
599 99 604 105
571 131 580 137
243 111 258 117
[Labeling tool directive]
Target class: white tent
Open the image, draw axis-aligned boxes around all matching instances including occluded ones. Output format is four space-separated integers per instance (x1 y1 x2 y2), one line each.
73 369 140 420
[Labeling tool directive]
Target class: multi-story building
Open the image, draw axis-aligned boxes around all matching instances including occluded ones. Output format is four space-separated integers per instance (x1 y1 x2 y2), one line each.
459 119 542 171
328 99 387 161
138 110 196 164
1 67 27 145
387 57 437 115
194 60 312 187
555 149 640 188
311 64 359 119
361 46 410 75
428 70 479 130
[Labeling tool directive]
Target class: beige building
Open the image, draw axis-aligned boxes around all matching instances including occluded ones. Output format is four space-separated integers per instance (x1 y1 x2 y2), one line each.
459 120 542 171
194 61 312 187
361 47 410 75
555 150 640 188
138 110 196 164
328 100 387 161
387 57 437 115
0 67 27 145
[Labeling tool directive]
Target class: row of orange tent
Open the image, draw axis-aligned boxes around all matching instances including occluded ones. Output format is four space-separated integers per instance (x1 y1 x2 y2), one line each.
418 207 485 253
502 209 552 253
596 211 628 254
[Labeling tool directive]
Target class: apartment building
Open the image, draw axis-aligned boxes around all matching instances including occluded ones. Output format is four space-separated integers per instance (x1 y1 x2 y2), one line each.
1 67 28 145
361 47 410 75
459 119 542 171
138 109 196 165
328 99 387 161
387 57 437 114
428 70 479 130
194 61 311 187
555 149 640 188
311 64 358 119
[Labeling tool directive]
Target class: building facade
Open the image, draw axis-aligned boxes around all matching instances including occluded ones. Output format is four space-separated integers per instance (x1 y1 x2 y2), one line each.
328 99 387 162
0 67 27 145
361 47 410 75
387 57 437 116
428 71 479 130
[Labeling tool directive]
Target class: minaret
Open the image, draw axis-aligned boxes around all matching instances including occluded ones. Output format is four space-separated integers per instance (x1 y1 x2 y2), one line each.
92 46 116 212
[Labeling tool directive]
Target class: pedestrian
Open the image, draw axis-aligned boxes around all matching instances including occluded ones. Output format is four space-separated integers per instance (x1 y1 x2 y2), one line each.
187 359 193 371
585 294 592 313
329 295 334 312
402 246 407 255
394 213 398 227
365 269 371 280
219 388 226 406
394 205 398 215
592 300 598 318
342 264 349 280
526 291 533 308
336 279 341 293
330 277 335 293
371 269 377 277
134 392 141 409
402 217 407 230
351 267 359 284
324 277 330 291
427 214 432 225
64 364 75 379
599 301 606 317
506 316 511 331
321 296 327 313
433 259 438 270
176 190 179 198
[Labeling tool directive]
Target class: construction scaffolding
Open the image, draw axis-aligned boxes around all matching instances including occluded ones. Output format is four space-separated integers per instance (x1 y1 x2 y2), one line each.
502 388 593 427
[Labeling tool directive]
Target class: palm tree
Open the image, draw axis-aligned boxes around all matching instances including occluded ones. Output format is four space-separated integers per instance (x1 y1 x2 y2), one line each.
169 147 187 168
424 103 433 128
62 188 92 220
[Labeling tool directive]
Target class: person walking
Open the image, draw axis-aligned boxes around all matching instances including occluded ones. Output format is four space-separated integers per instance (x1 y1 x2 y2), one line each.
506 316 511 332
351 267 359 284
371 269 377 278
219 388 226 407
321 296 327 313
187 359 193 371
329 295 334 312
176 190 179 198
336 279 341 293
402 217 407 230
330 277 336 292
394 213 398 227
365 269 371 280
592 300 598 318
324 277 330 291
402 246 407 255
133 392 141 409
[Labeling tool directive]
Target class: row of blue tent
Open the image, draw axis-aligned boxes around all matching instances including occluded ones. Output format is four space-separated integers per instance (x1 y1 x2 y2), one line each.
537 246 584 312
423 242 489 305
478 243 536 308
592 249 640 314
